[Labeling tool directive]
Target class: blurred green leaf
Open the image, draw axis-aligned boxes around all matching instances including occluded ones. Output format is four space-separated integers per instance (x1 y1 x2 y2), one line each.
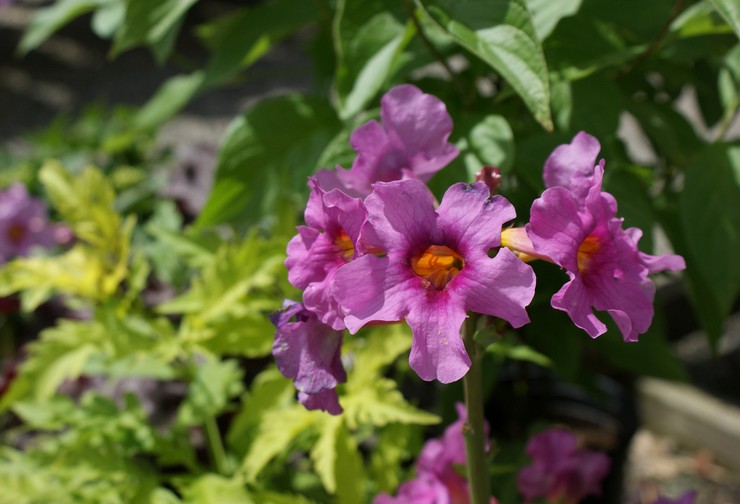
708 0 740 38
525 0 582 40
18 0 102 55
421 0 553 130
177 359 244 427
183 474 255 504
311 417 365 503
195 95 341 228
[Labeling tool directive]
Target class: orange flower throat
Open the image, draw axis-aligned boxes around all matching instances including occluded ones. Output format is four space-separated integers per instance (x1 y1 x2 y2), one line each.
411 245 464 289
577 234 601 273
334 231 354 261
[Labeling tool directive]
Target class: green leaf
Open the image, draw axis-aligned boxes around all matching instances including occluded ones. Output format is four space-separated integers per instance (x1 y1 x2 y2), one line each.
134 72 206 130
334 0 412 118
184 474 255 504
18 0 102 55
346 324 412 387
679 143 740 346
343 378 440 429
670 1 734 38
240 406 320 482
420 0 553 130
310 417 365 503
195 95 341 227
178 360 244 427
708 0 740 38
525 0 582 40
369 424 422 494
487 340 552 367
112 0 197 61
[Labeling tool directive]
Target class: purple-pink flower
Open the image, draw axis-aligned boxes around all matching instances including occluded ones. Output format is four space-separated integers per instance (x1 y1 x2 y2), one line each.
0 183 63 263
317 84 458 197
286 177 366 330
653 490 698 504
270 300 346 415
517 427 610 504
525 132 685 341
335 179 536 383
374 403 498 504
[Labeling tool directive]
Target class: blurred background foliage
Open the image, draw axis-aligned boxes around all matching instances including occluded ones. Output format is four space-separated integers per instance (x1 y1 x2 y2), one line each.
0 0 738 502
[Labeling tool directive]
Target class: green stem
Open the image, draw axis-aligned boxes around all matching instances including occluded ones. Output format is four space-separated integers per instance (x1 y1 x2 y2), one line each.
204 415 228 475
462 317 490 504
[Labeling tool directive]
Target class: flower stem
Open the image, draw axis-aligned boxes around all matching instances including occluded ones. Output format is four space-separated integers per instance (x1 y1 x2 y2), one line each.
462 316 490 504
204 415 228 475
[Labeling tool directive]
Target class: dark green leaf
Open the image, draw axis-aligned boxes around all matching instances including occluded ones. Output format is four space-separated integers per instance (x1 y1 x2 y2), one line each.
18 0 101 55
708 0 740 39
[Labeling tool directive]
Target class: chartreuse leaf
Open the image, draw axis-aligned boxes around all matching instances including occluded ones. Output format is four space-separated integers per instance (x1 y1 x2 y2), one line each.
334 0 413 118
679 143 740 346
159 232 289 358
708 0 740 38
183 474 255 504
111 0 197 62
311 416 365 504
17 0 102 55
370 424 423 494
177 359 244 427
240 405 321 482
195 95 341 228
420 0 553 131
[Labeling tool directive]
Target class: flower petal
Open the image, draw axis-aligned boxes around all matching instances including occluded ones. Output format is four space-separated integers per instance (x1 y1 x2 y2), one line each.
543 131 602 202
298 389 343 415
551 275 608 338
527 187 585 272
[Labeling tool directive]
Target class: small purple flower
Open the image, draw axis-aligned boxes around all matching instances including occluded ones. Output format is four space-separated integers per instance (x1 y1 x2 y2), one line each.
653 490 698 504
319 84 459 197
517 427 610 504
286 177 366 330
270 300 346 415
335 179 535 383
526 133 685 341
0 183 58 263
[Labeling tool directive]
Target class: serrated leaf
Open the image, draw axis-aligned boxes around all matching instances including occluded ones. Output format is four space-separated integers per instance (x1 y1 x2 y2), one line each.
343 378 440 429
420 0 552 130
195 95 341 228
346 324 412 387
178 360 244 427
310 417 365 503
708 0 740 38
369 424 422 493
240 406 320 482
184 475 255 504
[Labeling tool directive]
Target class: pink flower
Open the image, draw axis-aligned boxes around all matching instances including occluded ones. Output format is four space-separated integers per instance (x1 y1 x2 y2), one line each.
525 133 685 341
270 300 346 415
653 490 698 504
517 427 610 504
285 177 366 330
317 84 458 197
0 183 58 262
335 179 535 383
374 403 498 504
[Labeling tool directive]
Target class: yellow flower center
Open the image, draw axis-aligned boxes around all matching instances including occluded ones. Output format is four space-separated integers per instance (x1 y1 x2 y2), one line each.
577 234 601 273
334 231 354 261
411 245 464 289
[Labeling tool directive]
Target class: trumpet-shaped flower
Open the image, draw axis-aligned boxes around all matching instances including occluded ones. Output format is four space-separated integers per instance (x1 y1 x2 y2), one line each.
543 131 603 205
526 133 685 341
517 428 610 504
0 183 59 263
286 177 366 330
317 84 458 197
270 300 346 415
335 179 535 383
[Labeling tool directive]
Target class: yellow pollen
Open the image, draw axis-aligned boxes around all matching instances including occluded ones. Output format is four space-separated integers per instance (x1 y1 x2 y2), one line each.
411 245 464 289
334 231 354 261
577 234 601 273
6 223 25 244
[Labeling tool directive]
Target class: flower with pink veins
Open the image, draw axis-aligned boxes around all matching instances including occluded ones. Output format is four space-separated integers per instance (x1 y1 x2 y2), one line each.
270 300 346 415
286 177 366 330
335 179 535 383
526 158 685 341
316 84 459 197
517 427 610 504
0 183 60 263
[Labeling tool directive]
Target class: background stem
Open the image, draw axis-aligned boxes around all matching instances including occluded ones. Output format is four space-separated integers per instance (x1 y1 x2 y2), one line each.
462 317 490 504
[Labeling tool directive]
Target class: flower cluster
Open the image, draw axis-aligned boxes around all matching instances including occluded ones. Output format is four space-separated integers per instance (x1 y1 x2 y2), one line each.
0 183 70 264
272 85 685 414
375 403 498 504
517 427 610 504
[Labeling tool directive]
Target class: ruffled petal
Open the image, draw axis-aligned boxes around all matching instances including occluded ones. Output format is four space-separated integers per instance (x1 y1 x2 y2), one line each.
551 276 608 338
543 131 602 202
298 389 343 415
527 187 585 272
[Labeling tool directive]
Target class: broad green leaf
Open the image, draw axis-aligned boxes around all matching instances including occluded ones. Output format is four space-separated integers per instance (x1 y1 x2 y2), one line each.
525 0 582 40
240 405 320 482
184 475 255 504
134 72 206 130
177 360 244 427
467 114 515 172
334 0 412 118
310 417 365 503
671 1 734 38
708 0 740 38
18 0 102 55
112 0 197 61
679 143 740 346
421 0 553 130
369 424 422 493
487 340 551 367
195 95 341 227
91 0 125 38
